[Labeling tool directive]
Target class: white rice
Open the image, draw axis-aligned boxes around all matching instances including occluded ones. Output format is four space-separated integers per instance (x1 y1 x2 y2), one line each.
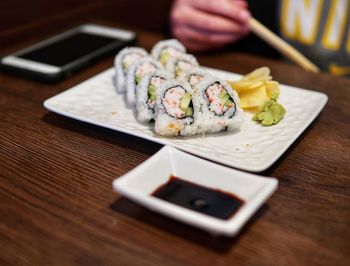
136 70 173 123
194 77 243 134
166 53 199 81
151 39 186 66
114 47 147 93
126 57 163 105
183 68 213 90
155 81 197 136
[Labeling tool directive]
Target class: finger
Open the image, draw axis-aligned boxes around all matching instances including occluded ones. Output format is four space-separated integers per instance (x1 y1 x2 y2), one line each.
172 6 249 35
173 26 245 52
231 0 248 9
191 0 251 23
172 26 223 52
173 23 246 45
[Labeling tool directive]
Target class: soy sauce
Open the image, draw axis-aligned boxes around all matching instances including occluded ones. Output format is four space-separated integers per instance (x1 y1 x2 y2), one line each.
151 176 244 220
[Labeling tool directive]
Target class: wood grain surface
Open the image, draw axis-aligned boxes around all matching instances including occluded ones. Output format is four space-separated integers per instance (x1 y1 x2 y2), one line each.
1 1 349 265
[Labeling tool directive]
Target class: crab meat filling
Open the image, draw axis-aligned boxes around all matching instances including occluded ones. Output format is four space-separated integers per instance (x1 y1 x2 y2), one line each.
189 74 204 88
122 52 144 74
147 76 165 109
162 86 187 118
160 47 181 65
135 63 156 85
205 83 235 116
175 60 195 78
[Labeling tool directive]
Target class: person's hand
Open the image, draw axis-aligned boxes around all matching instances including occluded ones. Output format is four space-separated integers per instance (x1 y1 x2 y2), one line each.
170 0 251 52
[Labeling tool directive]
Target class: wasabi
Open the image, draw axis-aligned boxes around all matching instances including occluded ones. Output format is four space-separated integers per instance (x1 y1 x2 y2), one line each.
253 99 286 126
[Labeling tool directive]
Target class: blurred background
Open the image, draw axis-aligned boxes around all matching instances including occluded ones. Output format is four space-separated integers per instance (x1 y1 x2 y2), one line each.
0 1 172 51
0 0 279 59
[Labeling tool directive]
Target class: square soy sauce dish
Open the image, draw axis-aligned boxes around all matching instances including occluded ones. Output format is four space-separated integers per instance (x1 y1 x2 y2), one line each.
112 145 278 237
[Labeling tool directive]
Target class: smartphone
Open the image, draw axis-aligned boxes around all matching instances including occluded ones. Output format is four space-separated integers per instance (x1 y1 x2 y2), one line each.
0 24 136 82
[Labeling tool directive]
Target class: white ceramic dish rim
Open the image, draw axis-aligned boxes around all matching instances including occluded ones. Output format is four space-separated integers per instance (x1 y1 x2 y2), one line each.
113 145 278 236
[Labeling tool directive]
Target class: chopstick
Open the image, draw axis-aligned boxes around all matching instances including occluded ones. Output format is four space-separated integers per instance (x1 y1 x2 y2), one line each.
248 17 320 73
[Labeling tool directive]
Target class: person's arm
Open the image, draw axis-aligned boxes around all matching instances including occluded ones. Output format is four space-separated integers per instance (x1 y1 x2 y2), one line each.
170 0 251 52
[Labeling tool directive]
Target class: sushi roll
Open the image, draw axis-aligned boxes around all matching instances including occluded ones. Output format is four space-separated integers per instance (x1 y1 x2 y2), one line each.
166 53 199 81
195 78 243 133
184 68 212 89
126 57 163 105
155 81 197 136
151 39 186 66
136 70 173 123
114 47 148 93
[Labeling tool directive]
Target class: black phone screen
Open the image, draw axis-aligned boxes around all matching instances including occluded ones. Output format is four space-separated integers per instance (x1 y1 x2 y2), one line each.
18 33 121 67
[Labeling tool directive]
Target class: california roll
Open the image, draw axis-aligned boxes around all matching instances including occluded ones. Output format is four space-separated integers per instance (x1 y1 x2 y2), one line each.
114 47 147 93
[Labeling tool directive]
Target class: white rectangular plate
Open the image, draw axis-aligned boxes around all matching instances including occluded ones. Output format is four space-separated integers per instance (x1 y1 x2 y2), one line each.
44 67 328 172
113 145 278 237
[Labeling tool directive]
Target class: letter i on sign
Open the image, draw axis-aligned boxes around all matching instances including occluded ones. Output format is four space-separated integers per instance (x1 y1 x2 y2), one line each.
321 0 350 50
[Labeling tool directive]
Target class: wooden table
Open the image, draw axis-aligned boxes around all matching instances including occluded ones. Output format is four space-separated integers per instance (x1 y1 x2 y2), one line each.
1 3 350 265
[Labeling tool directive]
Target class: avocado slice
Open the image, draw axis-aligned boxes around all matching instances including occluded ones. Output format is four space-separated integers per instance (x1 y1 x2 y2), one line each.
223 98 234 108
219 89 227 98
135 74 142 85
221 93 230 103
122 62 128 70
160 51 170 65
148 84 157 101
185 106 193 116
175 66 183 78
179 93 192 111
219 89 234 108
